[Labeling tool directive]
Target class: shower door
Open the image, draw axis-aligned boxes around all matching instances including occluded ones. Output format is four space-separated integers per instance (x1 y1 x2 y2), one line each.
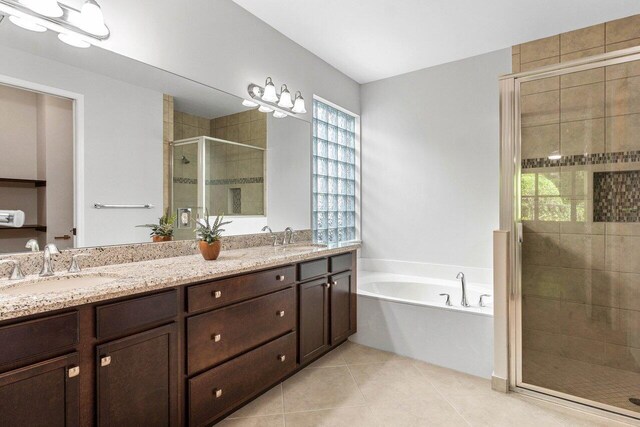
514 52 640 418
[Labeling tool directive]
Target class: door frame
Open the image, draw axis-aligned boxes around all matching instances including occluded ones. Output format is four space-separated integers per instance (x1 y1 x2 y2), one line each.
499 45 640 422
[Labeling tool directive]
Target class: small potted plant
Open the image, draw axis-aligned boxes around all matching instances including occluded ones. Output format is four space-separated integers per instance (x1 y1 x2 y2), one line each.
137 208 176 242
194 210 231 260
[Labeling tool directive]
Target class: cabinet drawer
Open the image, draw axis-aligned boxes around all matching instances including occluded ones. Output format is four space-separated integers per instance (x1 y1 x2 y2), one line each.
187 265 295 313
0 312 78 366
188 332 295 427
297 258 328 281
329 253 353 273
187 287 295 375
96 290 177 340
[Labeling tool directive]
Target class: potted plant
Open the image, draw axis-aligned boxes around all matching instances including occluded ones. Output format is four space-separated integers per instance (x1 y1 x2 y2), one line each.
137 208 176 242
194 210 231 260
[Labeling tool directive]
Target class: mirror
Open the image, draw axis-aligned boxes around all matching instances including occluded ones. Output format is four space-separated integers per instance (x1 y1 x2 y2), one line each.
0 20 311 253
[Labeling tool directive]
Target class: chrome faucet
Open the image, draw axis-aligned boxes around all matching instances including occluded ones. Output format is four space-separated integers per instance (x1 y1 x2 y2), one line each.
68 254 89 273
283 227 294 245
456 272 470 307
25 239 40 252
261 226 278 246
0 259 24 280
40 243 60 277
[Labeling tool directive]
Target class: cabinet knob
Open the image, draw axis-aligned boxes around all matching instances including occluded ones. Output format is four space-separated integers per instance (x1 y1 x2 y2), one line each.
278 354 286 362
68 366 80 378
324 283 331 289
212 290 222 299
276 275 285 282
213 388 223 398
331 280 338 286
211 333 221 342
276 310 285 317
100 356 111 367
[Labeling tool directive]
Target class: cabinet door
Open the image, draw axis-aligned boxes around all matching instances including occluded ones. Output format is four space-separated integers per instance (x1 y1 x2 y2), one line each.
298 278 330 364
96 323 177 427
330 271 353 344
0 353 79 427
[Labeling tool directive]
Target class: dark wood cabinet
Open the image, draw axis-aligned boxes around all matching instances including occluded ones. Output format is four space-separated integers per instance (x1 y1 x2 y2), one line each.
0 353 79 427
0 249 357 427
330 271 353 344
298 278 330 364
96 324 178 427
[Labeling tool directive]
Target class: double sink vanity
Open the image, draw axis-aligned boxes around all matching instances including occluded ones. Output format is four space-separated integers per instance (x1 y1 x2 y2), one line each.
0 242 358 426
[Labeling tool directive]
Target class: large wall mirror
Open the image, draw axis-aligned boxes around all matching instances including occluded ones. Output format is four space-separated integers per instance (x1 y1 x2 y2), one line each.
0 20 311 254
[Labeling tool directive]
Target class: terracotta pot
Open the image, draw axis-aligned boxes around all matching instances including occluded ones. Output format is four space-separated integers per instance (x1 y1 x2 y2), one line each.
199 240 222 260
152 235 173 243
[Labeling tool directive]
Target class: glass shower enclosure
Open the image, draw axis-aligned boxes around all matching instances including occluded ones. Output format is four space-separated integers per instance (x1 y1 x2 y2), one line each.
171 136 265 240
501 47 640 420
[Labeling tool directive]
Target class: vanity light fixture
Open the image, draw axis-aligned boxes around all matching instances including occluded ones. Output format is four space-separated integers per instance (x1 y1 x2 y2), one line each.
242 99 259 108
0 0 110 48
277 84 293 109
245 77 306 119
262 77 279 103
292 91 307 114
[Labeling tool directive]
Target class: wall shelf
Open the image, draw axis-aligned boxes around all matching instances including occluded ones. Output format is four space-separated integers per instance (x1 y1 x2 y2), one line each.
0 224 47 232
0 177 46 187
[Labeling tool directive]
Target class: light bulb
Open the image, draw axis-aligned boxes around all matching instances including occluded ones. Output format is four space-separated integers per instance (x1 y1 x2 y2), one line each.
273 111 287 119
79 0 108 36
262 77 278 103
9 15 47 32
277 84 293 109
292 91 307 114
242 99 258 107
258 105 273 113
20 0 63 18
58 32 91 48
548 151 561 160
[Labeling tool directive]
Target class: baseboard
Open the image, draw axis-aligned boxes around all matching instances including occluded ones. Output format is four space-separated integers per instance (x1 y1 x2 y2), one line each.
491 375 509 393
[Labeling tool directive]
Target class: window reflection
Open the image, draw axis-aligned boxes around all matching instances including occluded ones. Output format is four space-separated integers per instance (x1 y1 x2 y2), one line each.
521 170 586 222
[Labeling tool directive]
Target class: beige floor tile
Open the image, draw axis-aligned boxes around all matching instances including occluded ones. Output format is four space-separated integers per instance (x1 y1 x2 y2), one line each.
368 399 469 427
306 346 347 368
284 406 378 427
217 414 284 426
227 385 283 419
283 366 365 412
339 341 407 365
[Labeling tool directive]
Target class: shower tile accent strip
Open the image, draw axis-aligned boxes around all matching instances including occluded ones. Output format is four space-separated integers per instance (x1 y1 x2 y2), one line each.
593 171 640 222
172 177 264 185
521 151 640 169
173 177 198 184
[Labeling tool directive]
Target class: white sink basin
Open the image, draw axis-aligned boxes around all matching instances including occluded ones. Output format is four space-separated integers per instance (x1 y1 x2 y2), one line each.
0 274 119 296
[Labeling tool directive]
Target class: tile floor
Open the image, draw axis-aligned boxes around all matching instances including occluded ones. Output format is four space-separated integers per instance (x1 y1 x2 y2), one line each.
221 341 636 427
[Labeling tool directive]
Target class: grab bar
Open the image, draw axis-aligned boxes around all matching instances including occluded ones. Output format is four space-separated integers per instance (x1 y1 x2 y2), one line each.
93 203 154 209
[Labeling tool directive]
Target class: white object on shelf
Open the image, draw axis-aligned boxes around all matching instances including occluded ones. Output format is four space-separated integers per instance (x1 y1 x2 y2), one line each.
0 210 26 227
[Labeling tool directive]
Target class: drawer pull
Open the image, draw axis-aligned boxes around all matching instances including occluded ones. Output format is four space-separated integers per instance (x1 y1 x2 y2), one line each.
100 356 111 367
212 290 222 299
276 274 285 281
211 334 221 342
331 280 338 286
278 354 286 362
324 283 331 289
213 388 223 398
276 310 285 317
68 366 80 378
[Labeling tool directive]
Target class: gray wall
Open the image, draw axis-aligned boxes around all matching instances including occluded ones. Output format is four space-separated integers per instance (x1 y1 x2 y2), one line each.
101 0 360 120
360 49 511 269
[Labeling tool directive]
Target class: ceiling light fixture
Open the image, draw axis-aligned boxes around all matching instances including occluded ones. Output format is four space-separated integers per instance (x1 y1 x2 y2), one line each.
0 0 110 48
245 78 306 119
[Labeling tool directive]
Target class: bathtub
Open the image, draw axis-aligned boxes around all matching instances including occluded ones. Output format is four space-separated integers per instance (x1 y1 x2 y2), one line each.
352 270 494 378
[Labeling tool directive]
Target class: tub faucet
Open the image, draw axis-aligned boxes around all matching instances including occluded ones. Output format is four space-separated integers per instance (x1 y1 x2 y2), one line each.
40 243 60 277
261 226 278 246
456 272 470 307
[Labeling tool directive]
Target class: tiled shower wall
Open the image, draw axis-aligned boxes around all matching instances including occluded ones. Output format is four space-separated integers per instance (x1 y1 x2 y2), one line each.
515 14 640 406
162 94 174 210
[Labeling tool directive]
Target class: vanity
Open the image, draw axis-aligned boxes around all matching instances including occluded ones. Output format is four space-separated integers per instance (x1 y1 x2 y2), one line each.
0 245 357 427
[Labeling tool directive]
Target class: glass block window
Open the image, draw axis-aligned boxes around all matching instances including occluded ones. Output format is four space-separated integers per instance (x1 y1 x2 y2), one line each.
312 98 358 244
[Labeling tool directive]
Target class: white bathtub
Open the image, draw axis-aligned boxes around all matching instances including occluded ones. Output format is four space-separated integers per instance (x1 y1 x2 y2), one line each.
352 270 494 378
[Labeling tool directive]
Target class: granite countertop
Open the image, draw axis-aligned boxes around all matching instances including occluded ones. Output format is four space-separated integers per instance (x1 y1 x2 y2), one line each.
0 243 360 322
